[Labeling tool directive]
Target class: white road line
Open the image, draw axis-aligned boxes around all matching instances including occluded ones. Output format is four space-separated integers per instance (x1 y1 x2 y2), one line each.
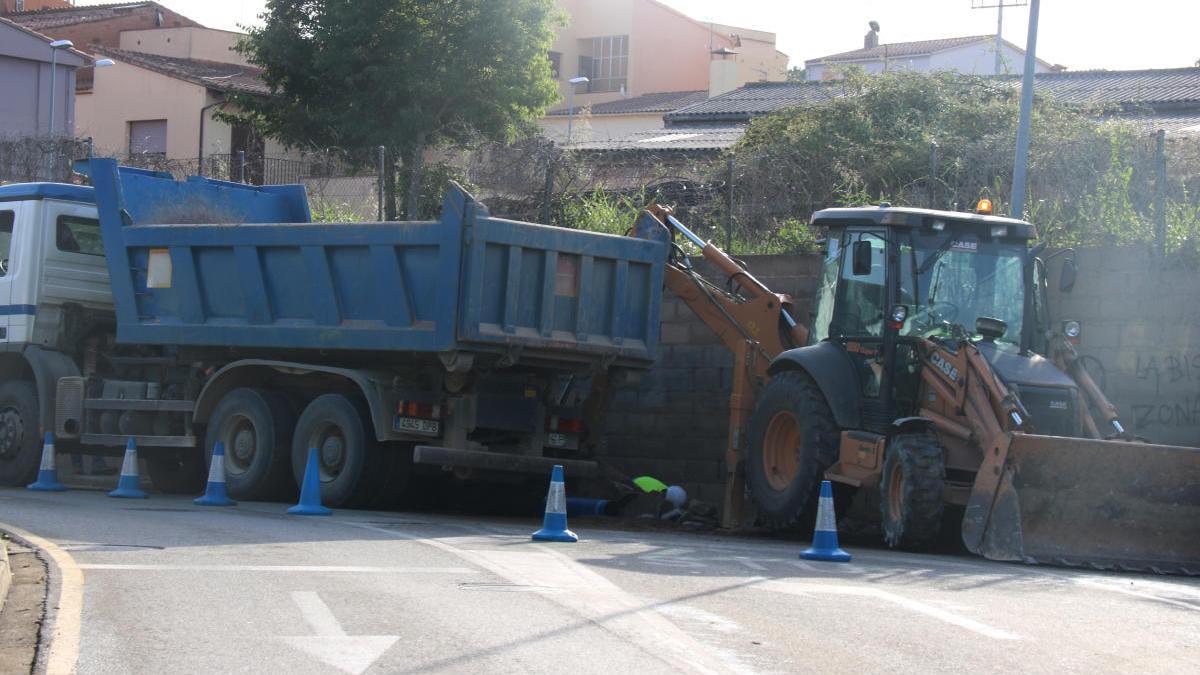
76 563 477 573
0 521 83 675
291 591 347 637
760 579 1019 640
1073 578 1200 612
788 560 817 572
340 521 747 675
735 558 767 571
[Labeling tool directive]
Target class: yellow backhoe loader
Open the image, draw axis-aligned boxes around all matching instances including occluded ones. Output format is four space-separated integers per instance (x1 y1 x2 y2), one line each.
632 201 1199 574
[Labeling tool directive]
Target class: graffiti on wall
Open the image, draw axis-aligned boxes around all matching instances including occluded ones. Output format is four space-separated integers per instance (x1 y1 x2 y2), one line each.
1128 352 1200 432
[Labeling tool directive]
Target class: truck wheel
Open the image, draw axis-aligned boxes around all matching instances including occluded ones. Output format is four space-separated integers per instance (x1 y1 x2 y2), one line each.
146 449 206 494
0 382 41 486
880 434 945 549
291 394 383 508
745 370 838 529
205 388 295 501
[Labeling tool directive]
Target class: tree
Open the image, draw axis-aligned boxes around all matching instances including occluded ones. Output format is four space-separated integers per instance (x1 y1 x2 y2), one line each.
228 0 561 219
786 66 806 83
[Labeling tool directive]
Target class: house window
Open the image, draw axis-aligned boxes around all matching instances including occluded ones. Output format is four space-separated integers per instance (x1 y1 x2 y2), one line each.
578 35 628 93
129 119 167 157
56 216 104 256
548 51 561 79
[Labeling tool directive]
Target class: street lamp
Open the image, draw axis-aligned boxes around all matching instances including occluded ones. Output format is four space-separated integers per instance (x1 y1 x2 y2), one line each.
47 39 74 137
567 76 589 144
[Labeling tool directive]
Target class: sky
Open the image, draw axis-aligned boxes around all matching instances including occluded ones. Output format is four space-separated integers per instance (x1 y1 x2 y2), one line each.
78 0 1200 71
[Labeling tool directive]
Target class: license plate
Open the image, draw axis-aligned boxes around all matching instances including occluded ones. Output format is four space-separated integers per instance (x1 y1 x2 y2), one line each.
547 432 567 448
394 416 440 435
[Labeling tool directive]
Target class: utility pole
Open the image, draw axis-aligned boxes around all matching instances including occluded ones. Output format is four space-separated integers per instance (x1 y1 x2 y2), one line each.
1009 0 1040 218
971 0 1028 75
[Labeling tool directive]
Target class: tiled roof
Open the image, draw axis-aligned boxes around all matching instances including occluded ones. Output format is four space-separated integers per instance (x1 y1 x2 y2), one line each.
2 2 167 30
666 68 1200 123
806 35 994 65
565 126 746 152
547 90 708 116
96 47 269 96
665 82 848 122
1016 68 1200 107
0 15 91 60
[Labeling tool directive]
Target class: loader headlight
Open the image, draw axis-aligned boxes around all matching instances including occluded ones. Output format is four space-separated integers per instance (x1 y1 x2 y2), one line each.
1063 320 1081 339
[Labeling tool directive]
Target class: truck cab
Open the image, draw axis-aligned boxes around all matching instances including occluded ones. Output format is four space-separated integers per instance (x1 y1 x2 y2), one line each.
0 183 113 485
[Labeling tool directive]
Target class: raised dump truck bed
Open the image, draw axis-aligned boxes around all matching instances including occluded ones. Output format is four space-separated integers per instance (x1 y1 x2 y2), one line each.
88 159 664 368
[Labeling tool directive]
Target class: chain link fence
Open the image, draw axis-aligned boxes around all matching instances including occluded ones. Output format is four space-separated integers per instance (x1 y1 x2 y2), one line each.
5 129 1199 253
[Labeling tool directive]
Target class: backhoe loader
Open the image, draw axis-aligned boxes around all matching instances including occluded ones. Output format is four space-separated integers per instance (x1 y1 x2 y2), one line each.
633 201 1199 574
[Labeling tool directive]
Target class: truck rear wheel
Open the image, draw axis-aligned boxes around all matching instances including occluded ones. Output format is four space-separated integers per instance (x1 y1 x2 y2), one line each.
205 388 295 501
291 394 384 509
745 370 838 529
0 382 41 486
880 434 945 549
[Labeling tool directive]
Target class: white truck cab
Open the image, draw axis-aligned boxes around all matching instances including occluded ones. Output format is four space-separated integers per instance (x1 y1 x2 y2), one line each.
0 184 112 349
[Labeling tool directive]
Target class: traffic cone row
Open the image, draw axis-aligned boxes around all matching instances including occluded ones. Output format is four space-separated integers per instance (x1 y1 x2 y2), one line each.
21 436 847 563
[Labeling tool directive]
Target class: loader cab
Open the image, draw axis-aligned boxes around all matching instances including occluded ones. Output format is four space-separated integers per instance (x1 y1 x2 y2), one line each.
809 205 1036 429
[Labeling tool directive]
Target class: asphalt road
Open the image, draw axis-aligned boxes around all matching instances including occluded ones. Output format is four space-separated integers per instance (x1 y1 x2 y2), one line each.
1 487 1197 674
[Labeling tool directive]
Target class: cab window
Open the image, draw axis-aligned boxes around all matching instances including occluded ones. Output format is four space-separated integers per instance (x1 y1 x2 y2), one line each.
0 211 13 277
56 215 104 256
831 230 886 338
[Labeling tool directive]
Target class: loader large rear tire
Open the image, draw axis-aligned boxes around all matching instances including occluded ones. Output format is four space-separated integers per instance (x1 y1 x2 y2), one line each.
880 434 945 550
745 370 838 529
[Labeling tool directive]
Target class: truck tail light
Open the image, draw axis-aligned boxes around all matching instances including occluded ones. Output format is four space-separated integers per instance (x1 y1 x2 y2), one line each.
546 415 585 433
398 400 441 420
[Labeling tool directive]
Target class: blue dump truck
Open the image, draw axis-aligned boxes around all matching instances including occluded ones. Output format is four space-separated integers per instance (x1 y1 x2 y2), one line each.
0 159 663 506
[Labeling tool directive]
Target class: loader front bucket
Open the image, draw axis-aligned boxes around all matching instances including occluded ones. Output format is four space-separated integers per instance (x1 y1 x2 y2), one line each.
962 432 1200 575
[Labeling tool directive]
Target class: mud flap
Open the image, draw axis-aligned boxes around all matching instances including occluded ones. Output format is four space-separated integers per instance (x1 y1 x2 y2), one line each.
963 432 1200 575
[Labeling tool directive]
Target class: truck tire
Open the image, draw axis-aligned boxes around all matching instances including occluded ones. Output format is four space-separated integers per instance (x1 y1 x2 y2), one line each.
146 449 206 495
0 382 41 486
291 394 384 509
745 370 839 529
205 388 295 501
880 434 945 549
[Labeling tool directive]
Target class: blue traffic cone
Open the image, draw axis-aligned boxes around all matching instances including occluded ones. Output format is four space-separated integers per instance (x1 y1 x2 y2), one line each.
27 432 66 491
800 480 851 562
108 437 148 499
194 442 237 506
532 464 577 542
287 447 331 516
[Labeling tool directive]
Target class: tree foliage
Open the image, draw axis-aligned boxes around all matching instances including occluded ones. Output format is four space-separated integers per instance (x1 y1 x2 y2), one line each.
732 70 1200 248
228 0 561 217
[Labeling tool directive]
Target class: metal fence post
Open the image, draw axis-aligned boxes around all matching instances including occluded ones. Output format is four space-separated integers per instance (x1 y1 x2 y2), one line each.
1154 129 1167 256
238 150 246 184
929 141 940 209
726 154 735 252
378 145 386 221
541 153 555 225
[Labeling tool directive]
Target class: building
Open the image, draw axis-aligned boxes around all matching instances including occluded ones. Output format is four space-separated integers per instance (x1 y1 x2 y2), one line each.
0 1 72 13
805 32 1055 81
540 90 707 143
541 0 788 142
76 40 288 176
2 1 201 89
0 16 87 137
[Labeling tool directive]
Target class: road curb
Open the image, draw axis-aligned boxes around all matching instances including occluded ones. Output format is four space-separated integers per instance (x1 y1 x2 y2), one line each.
0 536 11 615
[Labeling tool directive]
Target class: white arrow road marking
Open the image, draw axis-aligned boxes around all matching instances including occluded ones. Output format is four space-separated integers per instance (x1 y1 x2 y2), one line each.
280 591 399 675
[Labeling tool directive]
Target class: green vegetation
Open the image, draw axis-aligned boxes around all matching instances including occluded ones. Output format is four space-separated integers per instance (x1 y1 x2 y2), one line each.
733 70 1200 251
227 0 561 219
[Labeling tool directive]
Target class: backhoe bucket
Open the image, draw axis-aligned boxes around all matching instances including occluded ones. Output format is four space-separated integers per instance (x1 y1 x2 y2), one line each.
962 433 1200 575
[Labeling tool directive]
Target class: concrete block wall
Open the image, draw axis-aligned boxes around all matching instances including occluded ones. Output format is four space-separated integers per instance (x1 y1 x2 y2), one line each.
601 254 822 505
1048 245 1200 448
599 244 1200 508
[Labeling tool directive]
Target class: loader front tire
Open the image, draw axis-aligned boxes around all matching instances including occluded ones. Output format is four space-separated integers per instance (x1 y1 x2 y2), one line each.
746 370 838 529
880 434 945 549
